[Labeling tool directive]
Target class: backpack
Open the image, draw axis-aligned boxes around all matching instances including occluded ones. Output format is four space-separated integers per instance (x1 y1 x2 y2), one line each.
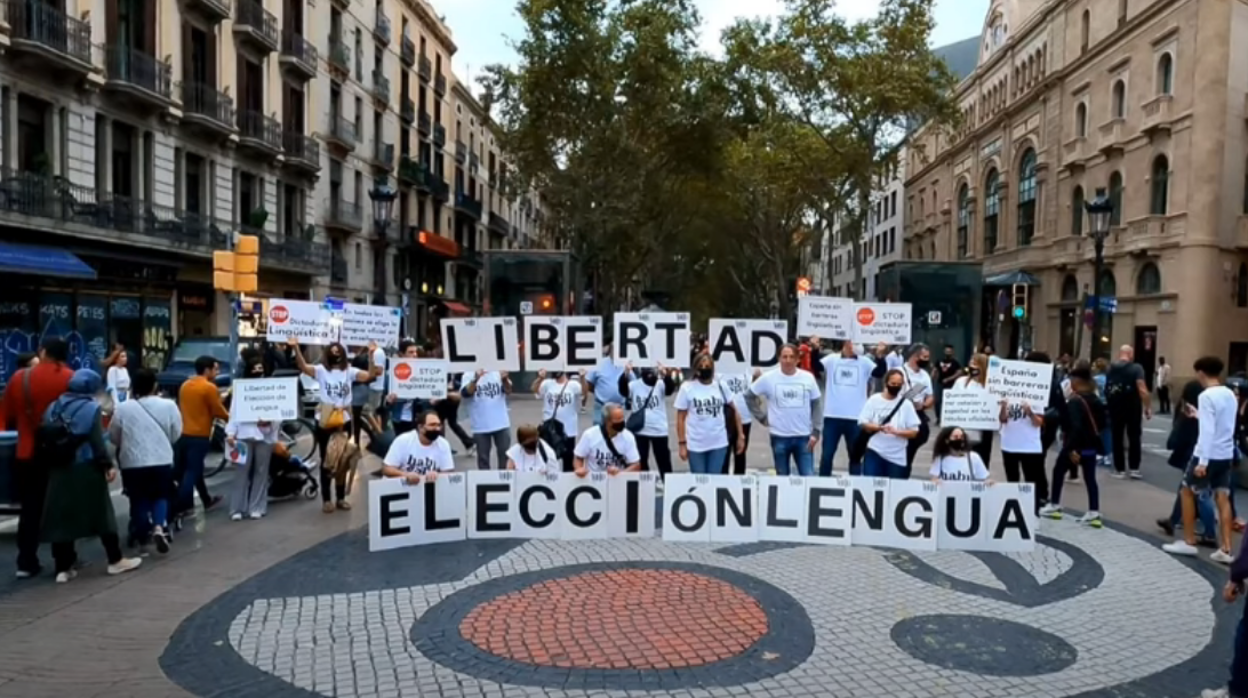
37 402 90 464
539 381 572 458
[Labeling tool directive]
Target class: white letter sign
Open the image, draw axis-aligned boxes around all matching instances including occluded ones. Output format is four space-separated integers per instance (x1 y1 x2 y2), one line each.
940 388 1002 432
797 296 854 339
390 359 447 400
707 319 788 375
368 473 467 551
524 316 603 372
231 377 299 423
441 318 521 372
851 302 913 345
986 357 1054 410
613 312 690 368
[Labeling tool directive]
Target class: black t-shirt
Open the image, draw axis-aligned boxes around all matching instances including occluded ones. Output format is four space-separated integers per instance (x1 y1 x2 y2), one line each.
1105 361 1144 403
937 358 963 384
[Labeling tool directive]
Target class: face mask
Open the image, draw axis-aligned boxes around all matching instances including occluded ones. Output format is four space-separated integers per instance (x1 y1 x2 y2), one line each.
917 359 931 370
949 439 967 451
521 441 537 453
641 370 657 385
886 384 902 396
551 371 564 380
423 428 442 441
697 368 714 380
970 367 981 377
609 421 625 434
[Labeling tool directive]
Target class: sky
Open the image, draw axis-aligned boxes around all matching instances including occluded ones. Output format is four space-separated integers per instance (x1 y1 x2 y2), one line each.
436 0 992 88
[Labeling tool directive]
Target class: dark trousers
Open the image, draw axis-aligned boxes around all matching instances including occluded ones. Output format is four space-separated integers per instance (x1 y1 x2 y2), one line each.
903 416 931 479
819 417 860 476
560 439 575 472
636 435 673 479
314 425 347 503
174 436 213 516
1002 451 1049 511
14 460 47 573
53 533 123 574
725 422 752 475
1051 449 1101 511
1158 386 1171 414
435 400 474 449
350 405 365 443
1229 598 1248 697
1109 401 1143 473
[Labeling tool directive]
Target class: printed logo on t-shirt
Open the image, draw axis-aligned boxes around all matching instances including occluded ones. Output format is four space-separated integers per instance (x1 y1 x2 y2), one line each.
401 456 440 474
589 446 623 471
938 469 979 482
546 389 575 410
323 380 351 401
723 376 747 396
634 391 663 411
1004 403 1028 422
689 395 724 418
476 381 505 399
834 364 859 386
775 386 805 408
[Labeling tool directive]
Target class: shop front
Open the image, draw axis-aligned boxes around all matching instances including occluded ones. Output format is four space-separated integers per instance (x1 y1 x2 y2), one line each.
406 229 462 343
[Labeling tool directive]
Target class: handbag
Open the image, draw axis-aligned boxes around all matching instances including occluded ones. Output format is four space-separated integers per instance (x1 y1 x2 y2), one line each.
719 382 739 445
626 381 659 433
539 381 572 457
318 403 346 430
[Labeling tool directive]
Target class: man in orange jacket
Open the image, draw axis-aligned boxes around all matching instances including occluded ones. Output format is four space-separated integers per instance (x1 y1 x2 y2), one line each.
175 356 229 519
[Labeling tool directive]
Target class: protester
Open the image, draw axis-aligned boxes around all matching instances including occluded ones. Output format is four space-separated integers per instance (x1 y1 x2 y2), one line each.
719 371 753 474
109 368 180 553
573 403 641 475
1092 357 1113 466
348 346 384 445
997 351 1050 511
818 339 877 476
1156 379 1219 548
619 362 675 478
505 425 557 474
225 359 279 521
952 353 995 470
533 368 582 472
41 369 142 583
367 342 388 421
676 354 743 475
857 368 920 479
387 340 431 436
174 355 228 522
901 343 936 478
1105 344 1150 479
463 368 512 470
1157 356 1173 415
1042 362 1107 527
2 337 73 579
584 343 627 426
929 426 991 483
380 410 454 483
1163 356 1238 563
745 344 822 476
289 338 376 513
935 344 964 427
1036 352 1068 458
436 373 474 454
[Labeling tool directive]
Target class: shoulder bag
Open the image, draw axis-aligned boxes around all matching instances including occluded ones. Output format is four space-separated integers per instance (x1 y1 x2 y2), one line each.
626 381 659 433
848 384 922 464
539 381 572 457
719 382 739 446
599 423 627 468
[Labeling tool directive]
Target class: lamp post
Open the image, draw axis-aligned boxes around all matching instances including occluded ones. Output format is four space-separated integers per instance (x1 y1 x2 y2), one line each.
1084 188 1114 361
368 178 398 323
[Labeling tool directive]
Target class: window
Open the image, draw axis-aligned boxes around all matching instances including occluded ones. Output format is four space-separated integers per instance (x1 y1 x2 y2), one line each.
1109 171 1123 225
1136 262 1161 295
1075 103 1087 137
355 241 362 270
889 227 896 253
1080 10 1090 54
1157 53 1173 95
1017 149 1038 246
1111 80 1126 118
983 169 1001 252
1061 274 1080 301
956 183 970 258
1072 185 1085 236
1150 155 1169 215
1239 263 1248 308
890 191 897 217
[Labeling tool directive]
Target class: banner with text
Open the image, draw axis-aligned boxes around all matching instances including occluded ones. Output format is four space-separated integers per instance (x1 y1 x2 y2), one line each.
797 296 854 339
341 303 403 348
986 357 1053 410
390 359 448 400
613 312 691 368
939 388 1001 432
441 318 521 372
851 302 913 345
707 319 788 374
231 377 300 423
266 299 336 345
524 316 603 372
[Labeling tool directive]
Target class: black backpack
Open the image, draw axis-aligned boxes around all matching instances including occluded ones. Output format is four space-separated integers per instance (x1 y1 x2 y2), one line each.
539 382 572 458
36 404 89 464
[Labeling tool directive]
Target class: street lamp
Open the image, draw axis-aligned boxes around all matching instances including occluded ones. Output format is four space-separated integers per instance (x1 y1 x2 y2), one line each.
1084 188 1114 360
369 179 397 237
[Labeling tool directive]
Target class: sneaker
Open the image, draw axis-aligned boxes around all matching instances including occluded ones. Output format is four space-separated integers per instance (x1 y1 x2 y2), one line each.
153 530 171 555
322 501 336 514
1078 511 1103 528
1162 540 1200 556
1129 470 1144 480
107 558 142 576
55 570 77 584
1039 504 1063 519
1201 688 1231 697
1212 549 1236 565
230 513 244 522
1156 518 1176 536
1111 471 1128 480
249 512 264 520
336 500 352 511
14 567 39 580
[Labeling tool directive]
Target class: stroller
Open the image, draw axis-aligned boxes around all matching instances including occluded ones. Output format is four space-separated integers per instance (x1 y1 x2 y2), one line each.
268 440 319 500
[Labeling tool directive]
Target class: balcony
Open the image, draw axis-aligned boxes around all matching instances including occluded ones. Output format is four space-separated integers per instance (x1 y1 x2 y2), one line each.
185 0 230 22
237 110 282 155
417 110 431 135
179 81 235 137
398 156 422 186
459 247 483 268
1098 118 1127 155
324 199 363 233
6 0 94 74
434 73 447 96
488 212 510 236
433 124 446 149
233 0 278 53
1061 136 1089 171
261 227 331 275
371 70 390 105
280 31 317 80
330 253 349 285
400 35 415 67
469 151 480 173
327 35 349 75
455 190 483 220
325 115 357 151
103 48 173 107
373 142 394 170
430 176 449 202
455 141 467 164
282 131 320 173
400 97 415 124
1142 95 1173 135
418 55 432 83
373 10 390 44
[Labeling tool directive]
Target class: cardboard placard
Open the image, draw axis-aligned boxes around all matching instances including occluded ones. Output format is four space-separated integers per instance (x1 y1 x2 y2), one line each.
441 318 521 372
940 388 1002 432
524 316 603 371
986 357 1054 410
797 296 854 339
851 302 913 345
231 377 299 423
391 359 448 400
612 312 691 368
707 319 788 374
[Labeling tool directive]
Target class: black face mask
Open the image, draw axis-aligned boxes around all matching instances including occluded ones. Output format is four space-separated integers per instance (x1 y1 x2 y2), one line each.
949 439 967 451
886 384 902 397
551 371 564 380
970 367 981 376
697 368 714 381
609 421 626 434
521 441 537 452
641 370 657 385
423 428 442 441
917 359 931 370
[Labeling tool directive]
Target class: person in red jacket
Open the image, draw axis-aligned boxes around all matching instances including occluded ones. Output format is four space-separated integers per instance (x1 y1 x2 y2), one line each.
2 338 74 579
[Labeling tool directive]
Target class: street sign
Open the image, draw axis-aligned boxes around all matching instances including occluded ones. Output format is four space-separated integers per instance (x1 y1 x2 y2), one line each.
519 301 534 315
1085 295 1118 314
927 310 942 325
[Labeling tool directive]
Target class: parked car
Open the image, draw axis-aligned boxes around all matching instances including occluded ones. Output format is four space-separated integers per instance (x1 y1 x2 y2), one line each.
156 336 241 399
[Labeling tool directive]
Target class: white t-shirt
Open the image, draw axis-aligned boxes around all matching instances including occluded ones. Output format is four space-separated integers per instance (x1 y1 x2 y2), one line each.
466 371 510 434
998 403 1043 453
383 432 455 474
902 364 934 413
505 438 558 474
573 425 640 472
315 365 360 421
886 353 905 371
370 348 387 391
626 377 669 438
749 369 821 437
930 452 990 481
822 354 877 420
858 393 920 464
719 374 752 425
539 378 581 440
674 380 730 452
107 366 131 402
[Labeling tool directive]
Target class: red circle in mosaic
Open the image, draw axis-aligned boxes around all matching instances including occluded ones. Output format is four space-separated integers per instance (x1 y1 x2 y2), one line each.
458 569 770 670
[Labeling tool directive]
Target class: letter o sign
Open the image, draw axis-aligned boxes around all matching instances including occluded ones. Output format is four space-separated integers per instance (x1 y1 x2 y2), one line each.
856 307 875 327
394 363 412 380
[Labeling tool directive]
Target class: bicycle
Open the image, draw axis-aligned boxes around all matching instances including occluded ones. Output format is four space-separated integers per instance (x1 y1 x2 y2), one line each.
207 416 318 478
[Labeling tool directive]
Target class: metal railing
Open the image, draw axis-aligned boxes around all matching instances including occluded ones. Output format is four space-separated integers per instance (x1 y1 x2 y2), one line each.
235 0 278 48
371 70 390 103
180 81 235 128
281 30 317 73
455 141 467 163
489 212 510 234
325 199 363 229
400 35 415 66
238 110 282 150
374 142 394 166
283 130 319 166
455 190 482 219
328 115 356 148
433 124 446 147
330 255 348 283
374 11 390 43
434 73 446 95
328 35 349 71
7 0 93 64
105 47 172 98
260 228 330 273
398 156 422 185
417 109 431 133
418 54 432 82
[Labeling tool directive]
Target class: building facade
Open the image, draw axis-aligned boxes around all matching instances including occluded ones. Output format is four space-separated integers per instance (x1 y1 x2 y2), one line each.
905 0 1248 380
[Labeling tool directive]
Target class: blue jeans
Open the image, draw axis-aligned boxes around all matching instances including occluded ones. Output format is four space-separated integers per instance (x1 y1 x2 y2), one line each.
689 447 729 474
819 417 861 476
175 436 212 515
1230 599 1248 697
1100 415 1113 459
592 402 605 427
770 435 814 476
863 449 907 479
122 465 172 543
1169 483 1218 537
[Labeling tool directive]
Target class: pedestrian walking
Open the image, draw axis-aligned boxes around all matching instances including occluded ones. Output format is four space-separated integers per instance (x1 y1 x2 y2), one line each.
174 355 228 522
675 354 742 475
1157 357 1173 415
1042 362 1107 528
1199 531 1248 697
463 369 513 470
620 362 674 478
1105 345 1150 479
1156 379 1219 547
745 344 822 476
226 360 278 521
109 368 180 553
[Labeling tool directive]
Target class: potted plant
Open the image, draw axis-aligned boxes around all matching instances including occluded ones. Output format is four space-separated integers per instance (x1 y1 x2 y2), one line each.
248 207 268 229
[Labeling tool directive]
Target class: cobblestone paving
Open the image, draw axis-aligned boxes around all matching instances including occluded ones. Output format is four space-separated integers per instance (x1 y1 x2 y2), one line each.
160 513 1234 698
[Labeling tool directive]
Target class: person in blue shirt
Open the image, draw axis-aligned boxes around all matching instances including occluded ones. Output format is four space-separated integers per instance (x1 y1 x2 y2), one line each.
583 342 632 426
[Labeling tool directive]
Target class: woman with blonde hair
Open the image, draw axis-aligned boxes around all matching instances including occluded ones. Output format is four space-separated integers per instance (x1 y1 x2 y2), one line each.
951 353 995 469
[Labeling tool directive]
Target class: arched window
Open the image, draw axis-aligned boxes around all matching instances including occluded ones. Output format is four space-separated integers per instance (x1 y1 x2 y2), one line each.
1072 185 1085 236
1157 53 1173 95
1097 270 1117 352
1150 155 1169 215
956 183 971 259
1018 149 1038 246
1080 10 1090 53
1075 102 1088 137
1109 171 1124 225
1099 270 1117 297
1062 274 1080 301
1239 263 1248 307
984 169 1001 252
1136 262 1161 295
1112 80 1126 118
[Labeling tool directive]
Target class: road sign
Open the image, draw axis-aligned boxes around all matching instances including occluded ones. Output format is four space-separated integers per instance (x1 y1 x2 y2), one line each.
1085 295 1118 314
927 310 942 325
519 301 534 315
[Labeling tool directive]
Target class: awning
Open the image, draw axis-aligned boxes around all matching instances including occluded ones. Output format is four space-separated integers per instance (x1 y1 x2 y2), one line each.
0 242 97 280
984 270 1040 286
438 300 473 317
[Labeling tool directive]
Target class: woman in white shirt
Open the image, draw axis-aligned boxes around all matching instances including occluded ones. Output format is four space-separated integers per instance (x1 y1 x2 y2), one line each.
619 363 675 478
857 369 920 479
106 349 131 404
676 354 743 475
109 368 181 553
929 427 992 483
719 373 753 474
531 369 583 472
951 354 994 469
505 425 557 474
464 369 513 470
225 359 280 521
997 352 1050 511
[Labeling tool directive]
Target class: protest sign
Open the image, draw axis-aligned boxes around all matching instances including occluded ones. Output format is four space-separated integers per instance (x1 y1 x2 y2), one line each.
613 312 691 368
341 303 403 348
851 302 913 345
707 319 787 374
524 316 604 371
390 359 447 400
936 481 991 551
940 388 1002 431
266 299 336 345
986 357 1054 410
797 296 854 339
231 377 299 422
441 318 521 372
368 473 467 552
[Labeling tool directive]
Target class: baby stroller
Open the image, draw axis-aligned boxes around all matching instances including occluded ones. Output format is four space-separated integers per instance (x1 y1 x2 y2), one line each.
268 441 319 500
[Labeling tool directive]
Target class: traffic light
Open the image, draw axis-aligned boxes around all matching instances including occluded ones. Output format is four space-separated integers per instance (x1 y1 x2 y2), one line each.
1011 283 1028 319
213 234 260 293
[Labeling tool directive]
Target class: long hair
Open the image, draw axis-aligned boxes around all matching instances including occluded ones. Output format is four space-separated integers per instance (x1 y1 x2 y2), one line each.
931 426 968 461
964 353 989 387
